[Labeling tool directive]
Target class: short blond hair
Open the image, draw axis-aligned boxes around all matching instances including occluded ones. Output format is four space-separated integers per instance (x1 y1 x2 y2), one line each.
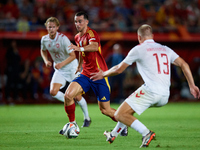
137 24 152 37
44 17 60 27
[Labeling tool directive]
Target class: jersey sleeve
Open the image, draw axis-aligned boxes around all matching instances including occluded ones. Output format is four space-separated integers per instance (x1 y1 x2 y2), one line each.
123 46 139 65
165 46 179 63
41 36 46 51
63 35 73 54
87 29 99 43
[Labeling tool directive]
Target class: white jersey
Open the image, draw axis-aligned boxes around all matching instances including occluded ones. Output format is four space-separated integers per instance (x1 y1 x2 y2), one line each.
123 39 179 96
41 32 78 77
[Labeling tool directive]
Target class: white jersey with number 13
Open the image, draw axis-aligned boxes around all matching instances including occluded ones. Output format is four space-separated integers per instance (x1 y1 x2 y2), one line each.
123 39 179 96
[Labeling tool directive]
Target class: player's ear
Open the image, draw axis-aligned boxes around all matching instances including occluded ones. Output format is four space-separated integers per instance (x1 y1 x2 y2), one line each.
86 20 89 25
138 35 142 43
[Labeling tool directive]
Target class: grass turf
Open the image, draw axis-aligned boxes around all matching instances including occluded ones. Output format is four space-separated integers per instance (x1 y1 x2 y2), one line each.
0 102 200 150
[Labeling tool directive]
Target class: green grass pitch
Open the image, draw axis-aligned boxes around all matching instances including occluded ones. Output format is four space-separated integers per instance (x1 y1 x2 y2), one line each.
0 102 200 150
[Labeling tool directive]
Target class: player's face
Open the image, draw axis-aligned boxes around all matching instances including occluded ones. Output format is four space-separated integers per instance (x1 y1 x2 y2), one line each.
46 22 59 39
74 15 88 33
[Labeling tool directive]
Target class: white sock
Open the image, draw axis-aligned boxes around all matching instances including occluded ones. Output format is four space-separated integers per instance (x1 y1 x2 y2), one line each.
52 91 64 102
70 121 76 124
111 121 126 137
130 119 150 136
76 97 90 120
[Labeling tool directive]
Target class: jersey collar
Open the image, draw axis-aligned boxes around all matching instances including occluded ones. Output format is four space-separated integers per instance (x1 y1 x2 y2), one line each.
143 39 155 43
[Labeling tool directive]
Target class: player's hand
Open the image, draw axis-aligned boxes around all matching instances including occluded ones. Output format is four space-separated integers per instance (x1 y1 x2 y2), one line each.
190 85 200 99
75 67 81 74
68 43 80 51
90 69 104 81
55 63 63 70
45 61 52 67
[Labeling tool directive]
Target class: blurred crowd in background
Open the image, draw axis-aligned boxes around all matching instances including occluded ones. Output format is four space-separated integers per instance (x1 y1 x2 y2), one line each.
0 0 200 105
1 0 200 33
1 39 199 105
1 40 53 104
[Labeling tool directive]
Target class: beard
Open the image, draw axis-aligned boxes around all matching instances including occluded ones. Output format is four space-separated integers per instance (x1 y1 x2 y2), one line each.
76 26 84 32
49 32 56 39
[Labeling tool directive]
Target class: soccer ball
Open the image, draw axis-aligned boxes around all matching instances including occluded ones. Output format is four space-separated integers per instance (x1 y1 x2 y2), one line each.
62 123 80 139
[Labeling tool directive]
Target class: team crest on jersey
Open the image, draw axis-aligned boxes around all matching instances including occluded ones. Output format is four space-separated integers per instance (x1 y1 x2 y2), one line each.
56 43 60 48
48 44 51 47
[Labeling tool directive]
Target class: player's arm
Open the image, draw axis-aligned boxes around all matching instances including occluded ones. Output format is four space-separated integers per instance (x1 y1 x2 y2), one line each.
173 57 200 99
55 51 76 70
40 49 52 67
68 42 98 52
90 62 129 81
75 52 83 74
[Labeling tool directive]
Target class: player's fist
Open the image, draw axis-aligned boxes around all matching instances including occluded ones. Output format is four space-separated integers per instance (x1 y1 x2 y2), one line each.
45 61 52 67
75 67 81 74
55 63 62 70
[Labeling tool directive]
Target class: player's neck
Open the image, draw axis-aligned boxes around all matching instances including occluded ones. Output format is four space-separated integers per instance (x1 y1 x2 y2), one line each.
79 26 88 36
49 35 56 40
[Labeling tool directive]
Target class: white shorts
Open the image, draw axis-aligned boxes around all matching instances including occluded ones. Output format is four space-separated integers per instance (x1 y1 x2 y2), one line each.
125 85 169 115
50 70 79 89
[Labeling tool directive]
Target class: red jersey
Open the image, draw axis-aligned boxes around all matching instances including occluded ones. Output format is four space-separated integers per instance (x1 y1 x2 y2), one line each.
74 27 108 77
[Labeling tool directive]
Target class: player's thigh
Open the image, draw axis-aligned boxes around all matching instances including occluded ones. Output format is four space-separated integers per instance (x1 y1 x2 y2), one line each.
65 81 83 98
92 78 111 102
50 83 63 94
154 94 169 107
50 71 66 89
125 86 153 115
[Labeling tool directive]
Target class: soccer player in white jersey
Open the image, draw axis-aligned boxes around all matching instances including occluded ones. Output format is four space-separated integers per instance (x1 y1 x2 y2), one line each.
40 17 91 127
91 24 200 147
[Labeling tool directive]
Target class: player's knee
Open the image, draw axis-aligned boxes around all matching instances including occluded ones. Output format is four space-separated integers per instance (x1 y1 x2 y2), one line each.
50 89 58 96
64 91 74 102
74 95 81 102
114 111 121 121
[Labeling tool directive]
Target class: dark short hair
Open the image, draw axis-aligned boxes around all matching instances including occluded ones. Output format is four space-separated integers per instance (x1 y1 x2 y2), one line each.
75 11 88 20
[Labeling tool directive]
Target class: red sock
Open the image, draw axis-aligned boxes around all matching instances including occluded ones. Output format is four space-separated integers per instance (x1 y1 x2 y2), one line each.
111 116 117 122
64 103 75 122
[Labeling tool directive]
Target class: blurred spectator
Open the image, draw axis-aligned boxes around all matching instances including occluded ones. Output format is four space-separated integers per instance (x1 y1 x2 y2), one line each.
4 40 21 103
114 0 131 27
186 1 200 32
37 6 47 25
114 13 128 32
106 43 125 103
31 57 43 99
40 63 53 100
19 0 33 20
31 57 52 100
3 0 19 19
28 15 39 31
0 0 200 33
4 12 17 31
18 59 33 101
0 74 6 104
16 15 30 32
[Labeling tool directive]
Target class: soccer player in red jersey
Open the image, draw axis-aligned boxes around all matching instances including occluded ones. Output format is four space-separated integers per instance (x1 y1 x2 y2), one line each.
62 11 127 136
